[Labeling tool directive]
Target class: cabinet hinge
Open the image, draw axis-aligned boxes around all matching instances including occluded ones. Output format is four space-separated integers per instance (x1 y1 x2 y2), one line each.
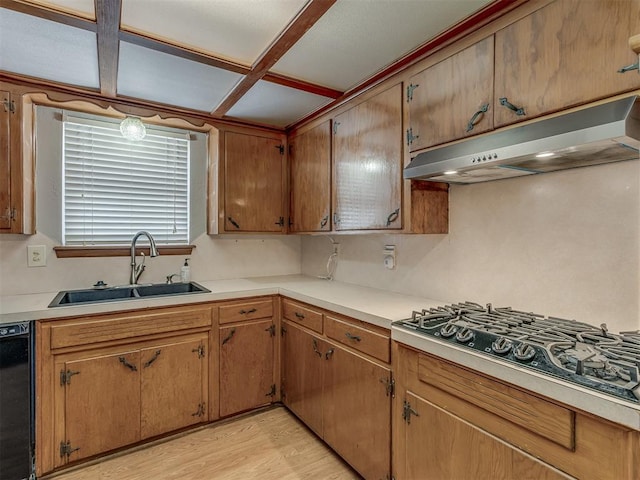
333 121 340 134
192 344 205 359
406 127 418 146
275 216 285 227
380 377 395 397
59 440 80 458
276 144 285 155
281 326 287 337
2 98 15 113
266 384 276 398
60 369 80 386
265 324 276 337
402 400 419 424
10 208 16 220
406 83 419 102
191 402 206 417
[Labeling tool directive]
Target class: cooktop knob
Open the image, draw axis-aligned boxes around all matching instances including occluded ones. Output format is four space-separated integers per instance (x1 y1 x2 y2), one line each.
439 323 458 338
455 327 475 343
491 337 513 354
513 343 536 361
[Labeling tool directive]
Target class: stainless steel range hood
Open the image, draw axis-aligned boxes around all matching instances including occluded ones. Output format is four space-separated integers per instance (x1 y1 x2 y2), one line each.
404 96 640 184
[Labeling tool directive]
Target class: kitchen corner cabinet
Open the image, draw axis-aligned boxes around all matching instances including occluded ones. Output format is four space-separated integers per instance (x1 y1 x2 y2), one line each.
218 298 277 417
0 86 32 234
36 305 212 476
494 0 640 128
407 36 494 151
281 299 392 480
289 120 331 233
392 344 640 480
333 83 403 231
220 130 287 233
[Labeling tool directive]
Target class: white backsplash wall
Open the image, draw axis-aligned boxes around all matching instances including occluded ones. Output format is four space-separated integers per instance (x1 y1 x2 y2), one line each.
302 160 640 332
0 234 301 296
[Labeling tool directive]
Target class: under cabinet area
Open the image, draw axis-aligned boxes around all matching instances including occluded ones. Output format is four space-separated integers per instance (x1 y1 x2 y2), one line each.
36 305 212 476
392 343 640 480
281 298 392 480
217 297 278 417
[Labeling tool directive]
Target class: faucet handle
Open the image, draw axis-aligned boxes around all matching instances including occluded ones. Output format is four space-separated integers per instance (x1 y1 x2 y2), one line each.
166 273 179 284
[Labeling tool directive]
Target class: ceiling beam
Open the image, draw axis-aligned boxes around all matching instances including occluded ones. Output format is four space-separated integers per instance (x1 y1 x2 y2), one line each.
211 0 337 117
95 0 121 97
0 0 96 31
263 72 342 99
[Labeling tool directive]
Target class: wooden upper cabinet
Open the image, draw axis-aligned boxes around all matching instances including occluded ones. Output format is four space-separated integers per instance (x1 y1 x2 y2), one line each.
289 121 332 233
494 0 640 128
333 83 403 231
0 90 11 231
223 131 286 233
408 36 495 151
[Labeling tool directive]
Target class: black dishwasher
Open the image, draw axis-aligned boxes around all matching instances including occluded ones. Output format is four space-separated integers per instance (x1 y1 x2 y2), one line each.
0 322 34 480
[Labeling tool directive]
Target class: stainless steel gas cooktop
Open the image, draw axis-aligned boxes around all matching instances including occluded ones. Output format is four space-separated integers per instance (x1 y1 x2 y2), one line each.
394 302 640 404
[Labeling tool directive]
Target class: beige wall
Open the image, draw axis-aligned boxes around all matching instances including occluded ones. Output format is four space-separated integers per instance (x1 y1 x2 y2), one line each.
0 233 301 296
302 160 640 332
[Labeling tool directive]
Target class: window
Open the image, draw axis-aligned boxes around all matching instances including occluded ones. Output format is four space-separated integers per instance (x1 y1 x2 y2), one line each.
62 115 190 246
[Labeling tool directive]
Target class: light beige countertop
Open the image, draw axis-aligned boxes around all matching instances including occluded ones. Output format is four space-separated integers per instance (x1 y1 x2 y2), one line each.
2 274 639 431
0 274 442 327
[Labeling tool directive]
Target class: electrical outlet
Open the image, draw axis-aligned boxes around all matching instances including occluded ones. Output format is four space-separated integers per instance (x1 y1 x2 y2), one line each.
383 245 396 270
27 245 47 267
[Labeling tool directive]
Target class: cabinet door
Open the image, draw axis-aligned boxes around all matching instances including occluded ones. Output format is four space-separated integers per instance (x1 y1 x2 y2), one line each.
333 84 403 231
289 121 331 233
61 350 141 464
140 336 208 439
224 131 285 232
323 345 391 480
408 36 494 150
281 320 326 436
401 392 565 480
0 90 12 230
494 0 640 128
219 320 275 417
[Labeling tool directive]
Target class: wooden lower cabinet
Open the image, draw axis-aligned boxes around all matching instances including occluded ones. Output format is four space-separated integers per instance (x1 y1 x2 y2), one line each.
393 343 640 480
282 319 392 480
219 319 276 417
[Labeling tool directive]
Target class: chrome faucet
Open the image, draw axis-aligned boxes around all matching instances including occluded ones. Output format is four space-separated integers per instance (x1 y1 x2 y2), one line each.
130 231 159 284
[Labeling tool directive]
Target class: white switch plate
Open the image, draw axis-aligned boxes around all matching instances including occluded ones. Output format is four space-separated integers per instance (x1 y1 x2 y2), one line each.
27 245 46 267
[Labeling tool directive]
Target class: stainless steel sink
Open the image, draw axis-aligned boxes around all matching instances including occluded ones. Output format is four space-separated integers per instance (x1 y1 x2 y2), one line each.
48 282 210 307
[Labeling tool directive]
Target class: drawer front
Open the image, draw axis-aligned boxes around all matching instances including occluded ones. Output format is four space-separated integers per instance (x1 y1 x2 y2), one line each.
325 316 390 363
50 306 212 349
219 299 273 324
282 299 323 333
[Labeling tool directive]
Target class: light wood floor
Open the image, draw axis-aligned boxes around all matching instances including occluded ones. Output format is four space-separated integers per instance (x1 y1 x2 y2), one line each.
47 407 361 480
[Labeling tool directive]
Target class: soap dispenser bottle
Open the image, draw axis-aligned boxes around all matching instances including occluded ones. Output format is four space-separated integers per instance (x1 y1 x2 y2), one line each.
180 258 191 282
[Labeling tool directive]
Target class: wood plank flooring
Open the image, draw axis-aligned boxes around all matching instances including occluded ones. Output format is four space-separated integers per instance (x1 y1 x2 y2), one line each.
47 407 361 480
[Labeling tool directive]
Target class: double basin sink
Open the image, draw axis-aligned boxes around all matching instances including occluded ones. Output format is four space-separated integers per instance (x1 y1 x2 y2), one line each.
49 282 210 307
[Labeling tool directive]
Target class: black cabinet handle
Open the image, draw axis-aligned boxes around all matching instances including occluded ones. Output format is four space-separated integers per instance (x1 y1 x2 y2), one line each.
119 356 138 371
618 62 639 73
222 328 236 345
345 332 362 342
499 97 526 116
386 208 400 226
239 308 257 315
325 348 335 360
466 103 490 132
227 216 240 229
312 339 322 357
320 215 329 228
275 216 285 227
143 349 161 368
295 311 305 320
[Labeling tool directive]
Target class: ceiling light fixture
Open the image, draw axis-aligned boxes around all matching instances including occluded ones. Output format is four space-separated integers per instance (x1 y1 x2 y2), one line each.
535 152 555 158
120 116 146 141
443 170 457 175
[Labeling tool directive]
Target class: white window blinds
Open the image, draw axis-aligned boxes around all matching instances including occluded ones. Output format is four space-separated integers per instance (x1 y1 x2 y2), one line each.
63 117 190 246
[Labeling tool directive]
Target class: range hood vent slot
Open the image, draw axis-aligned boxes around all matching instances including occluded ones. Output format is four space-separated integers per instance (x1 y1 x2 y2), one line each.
404 96 640 184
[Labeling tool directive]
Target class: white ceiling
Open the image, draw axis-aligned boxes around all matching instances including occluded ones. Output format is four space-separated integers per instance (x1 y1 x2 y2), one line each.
0 0 494 128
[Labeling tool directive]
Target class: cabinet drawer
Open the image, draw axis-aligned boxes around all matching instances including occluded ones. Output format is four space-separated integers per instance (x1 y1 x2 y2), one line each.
325 316 390 363
219 299 273 324
282 299 323 333
49 306 212 350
